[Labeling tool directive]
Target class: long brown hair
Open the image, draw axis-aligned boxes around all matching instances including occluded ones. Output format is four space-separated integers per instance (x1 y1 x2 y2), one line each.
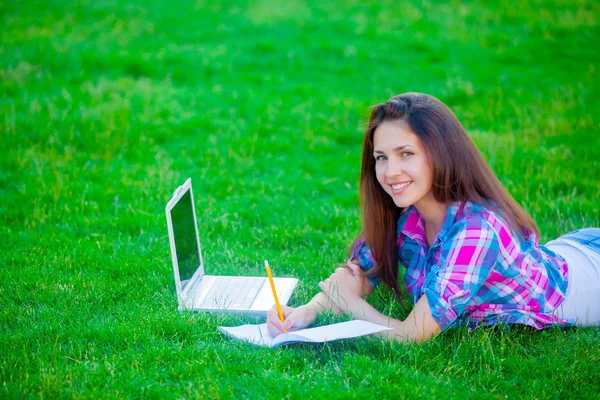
357 93 538 298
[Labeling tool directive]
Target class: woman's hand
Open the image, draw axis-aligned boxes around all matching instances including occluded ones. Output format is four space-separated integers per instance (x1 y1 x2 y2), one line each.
318 260 366 313
266 304 317 337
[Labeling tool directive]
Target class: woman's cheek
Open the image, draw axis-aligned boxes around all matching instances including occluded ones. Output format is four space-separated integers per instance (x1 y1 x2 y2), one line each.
375 166 386 187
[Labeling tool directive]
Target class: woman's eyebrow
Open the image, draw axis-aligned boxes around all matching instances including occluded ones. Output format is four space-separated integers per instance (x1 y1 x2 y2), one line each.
373 145 414 153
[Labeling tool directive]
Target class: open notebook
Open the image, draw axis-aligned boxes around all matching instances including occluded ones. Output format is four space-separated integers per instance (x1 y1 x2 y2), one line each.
219 320 393 348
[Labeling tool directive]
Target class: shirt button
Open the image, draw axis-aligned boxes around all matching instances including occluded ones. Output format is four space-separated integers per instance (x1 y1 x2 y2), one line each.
438 307 443 313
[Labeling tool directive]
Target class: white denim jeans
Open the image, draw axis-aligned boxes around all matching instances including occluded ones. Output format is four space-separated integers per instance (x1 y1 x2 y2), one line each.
546 228 600 326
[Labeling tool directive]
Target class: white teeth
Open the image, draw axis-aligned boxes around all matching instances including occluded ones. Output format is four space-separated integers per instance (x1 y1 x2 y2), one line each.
391 182 411 190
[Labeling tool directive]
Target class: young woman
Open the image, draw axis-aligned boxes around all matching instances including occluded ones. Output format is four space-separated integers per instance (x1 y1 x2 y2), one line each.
267 93 600 343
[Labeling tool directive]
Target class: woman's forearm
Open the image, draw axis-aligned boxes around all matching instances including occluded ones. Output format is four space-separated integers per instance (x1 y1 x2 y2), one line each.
306 291 344 317
345 296 441 343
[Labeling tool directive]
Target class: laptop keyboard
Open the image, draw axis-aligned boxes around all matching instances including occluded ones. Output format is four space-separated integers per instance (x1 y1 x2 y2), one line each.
198 277 266 309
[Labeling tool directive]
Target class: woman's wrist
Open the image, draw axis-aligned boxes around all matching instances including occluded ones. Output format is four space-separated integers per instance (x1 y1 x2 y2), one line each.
297 303 318 325
307 291 341 316
345 297 370 319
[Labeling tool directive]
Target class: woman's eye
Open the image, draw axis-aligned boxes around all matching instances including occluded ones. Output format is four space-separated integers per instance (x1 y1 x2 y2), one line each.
375 155 387 161
400 151 413 157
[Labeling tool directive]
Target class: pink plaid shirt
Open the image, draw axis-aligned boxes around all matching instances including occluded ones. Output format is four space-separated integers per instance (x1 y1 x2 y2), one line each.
352 201 570 330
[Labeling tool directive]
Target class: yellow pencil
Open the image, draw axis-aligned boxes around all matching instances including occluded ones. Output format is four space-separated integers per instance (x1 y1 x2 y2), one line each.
264 260 286 333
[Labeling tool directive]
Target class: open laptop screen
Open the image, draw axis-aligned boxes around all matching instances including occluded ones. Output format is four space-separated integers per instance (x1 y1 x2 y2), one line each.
171 189 200 287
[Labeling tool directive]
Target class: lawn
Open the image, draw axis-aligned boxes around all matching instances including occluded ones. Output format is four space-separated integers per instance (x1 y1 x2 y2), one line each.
1 0 600 398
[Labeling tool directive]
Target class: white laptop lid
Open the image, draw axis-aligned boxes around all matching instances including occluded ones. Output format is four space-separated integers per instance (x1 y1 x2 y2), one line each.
165 178 205 306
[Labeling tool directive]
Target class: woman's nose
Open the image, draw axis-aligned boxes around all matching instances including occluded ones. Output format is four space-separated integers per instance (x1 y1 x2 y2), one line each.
385 158 403 178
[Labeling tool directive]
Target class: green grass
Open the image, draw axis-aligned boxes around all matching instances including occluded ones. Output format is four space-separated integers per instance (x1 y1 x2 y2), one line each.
2 0 600 398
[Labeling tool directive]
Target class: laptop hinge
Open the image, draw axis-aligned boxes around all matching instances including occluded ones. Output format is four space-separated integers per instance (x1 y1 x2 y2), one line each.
182 268 204 302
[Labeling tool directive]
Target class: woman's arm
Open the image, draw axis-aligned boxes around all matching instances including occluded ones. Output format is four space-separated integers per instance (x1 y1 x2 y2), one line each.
345 295 441 343
319 268 441 343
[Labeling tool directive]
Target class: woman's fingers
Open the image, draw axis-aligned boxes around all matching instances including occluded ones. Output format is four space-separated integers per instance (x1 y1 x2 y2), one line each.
335 260 362 277
283 313 302 331
266 306 284 335
280 304 294 317
283 305 316 331
321 277 336 292
319 280 337 295
267 304 315 335
346 260 362 276
268 304 305 336
266 305 296 335
318 281 327 294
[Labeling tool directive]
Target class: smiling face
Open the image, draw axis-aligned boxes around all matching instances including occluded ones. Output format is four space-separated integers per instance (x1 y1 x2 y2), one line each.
373 120 435 210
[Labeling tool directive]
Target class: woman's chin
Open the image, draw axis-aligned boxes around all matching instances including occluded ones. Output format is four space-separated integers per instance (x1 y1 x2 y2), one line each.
391 197 414 208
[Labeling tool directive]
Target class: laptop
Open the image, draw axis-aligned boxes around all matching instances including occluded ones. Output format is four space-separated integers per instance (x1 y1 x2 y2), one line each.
166 178 298 315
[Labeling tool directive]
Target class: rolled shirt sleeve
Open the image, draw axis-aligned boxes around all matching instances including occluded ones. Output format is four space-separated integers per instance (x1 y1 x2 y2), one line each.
423 217 500 330
350 237 382 289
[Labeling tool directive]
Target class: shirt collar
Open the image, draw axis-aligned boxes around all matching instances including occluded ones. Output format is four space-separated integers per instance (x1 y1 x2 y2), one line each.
400 201 466 247
400 206 427 246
